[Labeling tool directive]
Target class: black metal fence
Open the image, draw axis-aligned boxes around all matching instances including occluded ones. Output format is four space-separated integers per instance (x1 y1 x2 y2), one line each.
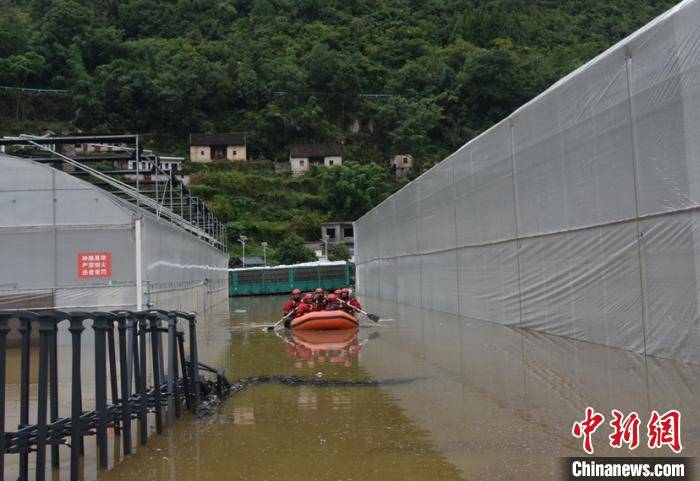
0 309 226 481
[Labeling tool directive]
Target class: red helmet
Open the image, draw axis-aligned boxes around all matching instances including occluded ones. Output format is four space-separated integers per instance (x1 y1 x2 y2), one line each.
315 287 324 294
292 288 301 296
328 293 337 301
341 288 350 294
334 289 341 295
303 294 314 303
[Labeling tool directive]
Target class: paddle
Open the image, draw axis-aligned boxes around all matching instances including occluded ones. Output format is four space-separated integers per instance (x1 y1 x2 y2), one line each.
267 310 296 332
337 299 380 322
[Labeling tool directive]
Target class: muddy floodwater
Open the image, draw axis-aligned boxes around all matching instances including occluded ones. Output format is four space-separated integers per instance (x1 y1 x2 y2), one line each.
6 295 700 480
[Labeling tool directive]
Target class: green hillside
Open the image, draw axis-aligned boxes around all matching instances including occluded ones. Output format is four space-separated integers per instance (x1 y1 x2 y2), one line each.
0 0 679 261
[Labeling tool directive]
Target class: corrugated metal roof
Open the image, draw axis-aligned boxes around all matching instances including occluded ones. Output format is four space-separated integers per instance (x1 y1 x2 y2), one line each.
239 256 265 266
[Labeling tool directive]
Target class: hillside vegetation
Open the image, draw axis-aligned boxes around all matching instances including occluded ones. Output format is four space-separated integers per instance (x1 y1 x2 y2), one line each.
0 0 678 260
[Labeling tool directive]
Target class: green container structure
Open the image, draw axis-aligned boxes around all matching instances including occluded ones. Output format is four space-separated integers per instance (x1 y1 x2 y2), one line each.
229 262 354 296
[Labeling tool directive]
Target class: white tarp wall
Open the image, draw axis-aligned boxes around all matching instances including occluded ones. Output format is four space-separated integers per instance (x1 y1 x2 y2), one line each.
0 154 228 312
355 0 700 364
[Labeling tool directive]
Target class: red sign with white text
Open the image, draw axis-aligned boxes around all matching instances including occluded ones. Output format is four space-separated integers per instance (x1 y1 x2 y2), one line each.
77 252 112 278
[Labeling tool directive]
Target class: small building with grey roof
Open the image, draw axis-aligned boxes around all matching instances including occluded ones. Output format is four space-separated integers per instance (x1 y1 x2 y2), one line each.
289 144 342 175
190 133 247 162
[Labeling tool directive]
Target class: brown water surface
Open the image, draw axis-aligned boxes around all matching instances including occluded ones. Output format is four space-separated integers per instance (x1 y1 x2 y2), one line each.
6 295 700 480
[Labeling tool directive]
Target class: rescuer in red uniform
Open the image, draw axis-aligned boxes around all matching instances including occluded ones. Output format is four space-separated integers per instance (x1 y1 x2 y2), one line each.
313 287 327 311
325 293 341 310
286 294 314 328
339 288 361 314
283 288 302 315
297 294 315 315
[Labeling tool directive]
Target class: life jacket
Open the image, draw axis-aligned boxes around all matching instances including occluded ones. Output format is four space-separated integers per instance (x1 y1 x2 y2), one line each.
283 297 301 314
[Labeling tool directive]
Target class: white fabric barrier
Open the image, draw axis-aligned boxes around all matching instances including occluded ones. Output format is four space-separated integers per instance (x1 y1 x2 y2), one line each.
355 0 700 364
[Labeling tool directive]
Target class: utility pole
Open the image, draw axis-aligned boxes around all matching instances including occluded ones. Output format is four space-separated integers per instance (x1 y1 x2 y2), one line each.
322 235 329 261
239 235 247 267
261 242 268 267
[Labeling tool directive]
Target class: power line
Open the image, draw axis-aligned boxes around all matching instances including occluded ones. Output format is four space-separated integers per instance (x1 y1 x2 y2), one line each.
272 91 394 99
0 85 72 94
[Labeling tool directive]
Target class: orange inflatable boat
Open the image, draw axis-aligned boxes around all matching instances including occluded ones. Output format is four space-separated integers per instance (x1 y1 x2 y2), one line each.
289 310 359 330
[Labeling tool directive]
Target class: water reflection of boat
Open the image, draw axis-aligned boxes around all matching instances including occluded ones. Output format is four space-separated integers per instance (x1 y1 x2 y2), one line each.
283 329 363 368
289 310 359 330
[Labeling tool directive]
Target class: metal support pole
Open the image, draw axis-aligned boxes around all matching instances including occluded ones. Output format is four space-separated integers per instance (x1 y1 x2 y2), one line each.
18 316 33 481
166 314 176 427
188 190 192 223
92 313 111 470
149 315 164 434
135 217 143 310
169 171 173 213
49 321 59 469
196 200 200 229
177 332 191 411
187 314 200 409
0 313 12 481
157 326 165 391
130 317 141 393
107 322 120 436
137 314 149 445
125 315 134 399
135 136 140 208
173 332 182 419
180 181 184 218
116 314 132 455
35 318 54 481
155 157 159 214
67 314 86 481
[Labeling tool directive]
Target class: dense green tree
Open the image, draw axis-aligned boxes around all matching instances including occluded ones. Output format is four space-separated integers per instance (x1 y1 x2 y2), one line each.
315 162 399 220
274 234 317 265
0 0 676 159
0 0 679 254
328 243 350 262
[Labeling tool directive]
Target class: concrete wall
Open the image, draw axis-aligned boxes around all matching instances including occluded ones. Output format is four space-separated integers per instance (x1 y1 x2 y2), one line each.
226 145 246 161
324 155 342 167
190 145 211 163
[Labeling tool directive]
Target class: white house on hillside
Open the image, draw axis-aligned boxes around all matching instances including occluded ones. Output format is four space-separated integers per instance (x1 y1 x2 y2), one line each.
189 133 247 162
289 144 342 175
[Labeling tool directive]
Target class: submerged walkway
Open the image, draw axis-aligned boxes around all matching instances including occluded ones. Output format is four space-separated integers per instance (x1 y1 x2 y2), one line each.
97 295 700 480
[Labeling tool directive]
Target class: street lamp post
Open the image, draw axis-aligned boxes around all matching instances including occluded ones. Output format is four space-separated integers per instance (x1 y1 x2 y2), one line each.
322 235 329 260
261 242 268 267
238 235 247 267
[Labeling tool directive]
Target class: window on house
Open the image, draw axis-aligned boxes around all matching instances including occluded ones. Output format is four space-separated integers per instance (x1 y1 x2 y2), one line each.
403 157 409 164
343 227 354 238
300 160 305 166
201 150 205 156
233 150 237 155
326 228 336 238
328 160 334 165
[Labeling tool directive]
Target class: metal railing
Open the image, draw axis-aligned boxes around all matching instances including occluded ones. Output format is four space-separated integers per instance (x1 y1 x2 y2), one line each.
0 309 228 481
0 135 227 253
